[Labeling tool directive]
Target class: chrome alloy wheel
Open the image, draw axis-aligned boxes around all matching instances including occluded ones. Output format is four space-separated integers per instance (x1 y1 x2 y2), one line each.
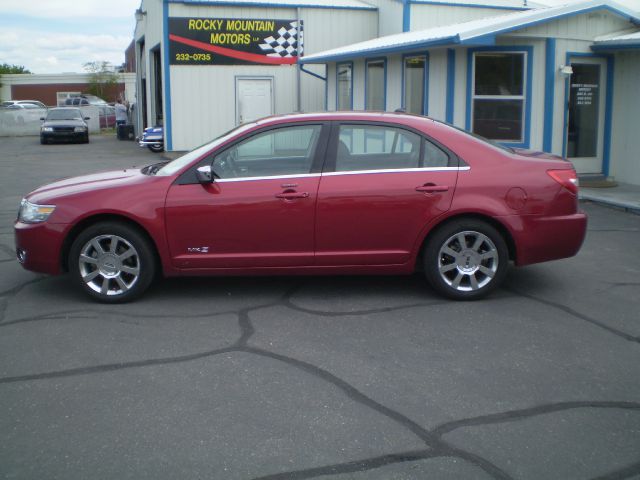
78 234 141 296
437 230 498 292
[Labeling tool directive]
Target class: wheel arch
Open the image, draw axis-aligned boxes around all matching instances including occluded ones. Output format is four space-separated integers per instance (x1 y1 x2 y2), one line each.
60 213 162 273
415 213 517 271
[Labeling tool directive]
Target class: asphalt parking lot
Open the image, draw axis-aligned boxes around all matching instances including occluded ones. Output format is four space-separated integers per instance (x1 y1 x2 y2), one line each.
0 134 639 480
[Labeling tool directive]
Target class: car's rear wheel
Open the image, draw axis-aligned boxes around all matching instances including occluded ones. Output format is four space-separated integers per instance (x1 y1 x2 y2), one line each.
424 219 508 300
69 222 156 303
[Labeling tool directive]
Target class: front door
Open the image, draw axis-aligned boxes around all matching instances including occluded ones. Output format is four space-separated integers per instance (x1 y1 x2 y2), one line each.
566 58 607 175
315 123 458 266
236 77 273 125
165 123 327 269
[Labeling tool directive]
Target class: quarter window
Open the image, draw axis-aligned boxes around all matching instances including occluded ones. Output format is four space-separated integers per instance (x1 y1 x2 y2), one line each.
365 59 385 111
472 52 526 142
212 125 321 179
337 63 353 110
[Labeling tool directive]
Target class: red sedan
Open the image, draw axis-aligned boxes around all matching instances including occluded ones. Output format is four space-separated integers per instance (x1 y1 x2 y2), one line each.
14 112 587 302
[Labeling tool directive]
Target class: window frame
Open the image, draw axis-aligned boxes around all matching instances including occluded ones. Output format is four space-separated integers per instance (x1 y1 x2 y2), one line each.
336 61 354 111
323 121 459 175
365 57 387 111
466 46 533 149
402 53 429 115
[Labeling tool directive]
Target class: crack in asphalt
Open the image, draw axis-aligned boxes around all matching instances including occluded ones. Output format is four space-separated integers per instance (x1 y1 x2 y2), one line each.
0 276 639 479
504 287 640 344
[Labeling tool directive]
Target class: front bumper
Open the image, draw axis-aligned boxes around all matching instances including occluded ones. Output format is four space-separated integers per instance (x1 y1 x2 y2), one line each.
139 139 163 147
42 131 87 142
14 221 68 275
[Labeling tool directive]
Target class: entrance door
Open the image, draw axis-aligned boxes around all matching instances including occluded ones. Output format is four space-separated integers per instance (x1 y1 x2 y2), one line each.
566 58 607 174
236 78 273 125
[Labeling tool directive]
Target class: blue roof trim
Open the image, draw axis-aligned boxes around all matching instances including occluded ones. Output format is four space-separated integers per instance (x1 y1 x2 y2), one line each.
300 36 460 63
409 0 532 11
591 42 640 50
166 0 377 10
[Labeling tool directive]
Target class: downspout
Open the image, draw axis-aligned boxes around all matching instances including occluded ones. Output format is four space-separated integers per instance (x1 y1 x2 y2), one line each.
297 7 302 112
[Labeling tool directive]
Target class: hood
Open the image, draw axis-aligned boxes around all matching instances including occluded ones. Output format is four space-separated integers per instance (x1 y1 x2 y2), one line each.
42 119 87 128
27 169 144 204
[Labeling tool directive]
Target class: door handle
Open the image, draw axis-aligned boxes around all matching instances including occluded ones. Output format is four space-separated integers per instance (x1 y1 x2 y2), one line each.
275 191 310 200
415 184 449 193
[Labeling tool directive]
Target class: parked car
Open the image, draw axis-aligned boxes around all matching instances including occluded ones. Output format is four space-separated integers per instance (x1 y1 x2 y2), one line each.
1 103 46 124
99 105 116 128
15 112 587 303
64 94 107 106
40 107 90 144
2 100 47 108
139 126 164 152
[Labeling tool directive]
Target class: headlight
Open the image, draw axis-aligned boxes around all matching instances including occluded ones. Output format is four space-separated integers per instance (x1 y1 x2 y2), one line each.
41 127 53 132
18 199 56 223
74 126 87 132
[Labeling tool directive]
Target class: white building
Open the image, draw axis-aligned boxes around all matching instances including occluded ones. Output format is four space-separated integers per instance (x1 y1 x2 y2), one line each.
133 0 378 151
134 0 640 185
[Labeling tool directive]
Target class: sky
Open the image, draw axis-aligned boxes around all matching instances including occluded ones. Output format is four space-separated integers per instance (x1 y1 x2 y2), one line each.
0 0 638 74
0 0 140 74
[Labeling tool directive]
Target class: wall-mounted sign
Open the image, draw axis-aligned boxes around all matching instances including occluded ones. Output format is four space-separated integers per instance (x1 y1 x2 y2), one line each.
168 17 302 65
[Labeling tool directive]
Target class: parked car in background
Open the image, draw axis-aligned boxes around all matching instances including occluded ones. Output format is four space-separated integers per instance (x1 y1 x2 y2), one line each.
99 105 116 128
139 126 164 152
40 107 90 144
15 112 587 303
2 103 47 125
2 100 47 108
64 94 107 106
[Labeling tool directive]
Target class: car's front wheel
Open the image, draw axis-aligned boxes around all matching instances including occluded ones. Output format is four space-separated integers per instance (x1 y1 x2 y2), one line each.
69 222 156 303
424 219 509 300
147 144 163 153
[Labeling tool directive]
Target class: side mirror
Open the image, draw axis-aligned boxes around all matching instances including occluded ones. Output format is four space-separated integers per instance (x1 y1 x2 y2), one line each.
40 117 45 121
84 117 90 120
196 165 214 184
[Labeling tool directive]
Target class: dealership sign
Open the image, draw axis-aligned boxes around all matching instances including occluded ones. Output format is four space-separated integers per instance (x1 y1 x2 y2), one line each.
168 17 302 65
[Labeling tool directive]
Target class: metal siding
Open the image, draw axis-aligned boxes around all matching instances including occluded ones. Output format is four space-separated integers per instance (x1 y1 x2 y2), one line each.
326 63 337 111
170 66 297 150
410 4 516 30
169 4 296 17
361 0 403 35
510 10 634 39
453 47 466 128
302 8 378 55
136 0 165 129
609 51 640 185
386 54 403 111
352 58 366 110
428 49 447 121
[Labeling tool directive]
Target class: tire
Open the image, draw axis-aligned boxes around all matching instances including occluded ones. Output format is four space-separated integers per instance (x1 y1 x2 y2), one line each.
147 144 164 153
68 222 156 303
85 134 90 144
40 136 46 145
423 219 509 300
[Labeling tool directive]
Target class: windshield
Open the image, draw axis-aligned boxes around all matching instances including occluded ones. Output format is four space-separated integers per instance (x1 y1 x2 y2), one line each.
156 122 258 176
47 109 83 120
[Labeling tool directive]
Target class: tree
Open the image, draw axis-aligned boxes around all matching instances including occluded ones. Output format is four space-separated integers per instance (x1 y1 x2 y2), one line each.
83 61 120 101
0 63 31 93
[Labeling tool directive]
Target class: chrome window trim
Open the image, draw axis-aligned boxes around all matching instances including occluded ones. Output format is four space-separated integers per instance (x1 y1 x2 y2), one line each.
216 173 321 183
323 166 470 176
213 166 470 183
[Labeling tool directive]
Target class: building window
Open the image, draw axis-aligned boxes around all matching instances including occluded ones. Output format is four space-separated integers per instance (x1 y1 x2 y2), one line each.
337 63 353 110
404 55 427 115
365 59 385 111
472 52 526 142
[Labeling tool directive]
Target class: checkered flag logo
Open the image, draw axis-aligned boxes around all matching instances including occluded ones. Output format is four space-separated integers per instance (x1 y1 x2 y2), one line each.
259 21 303 58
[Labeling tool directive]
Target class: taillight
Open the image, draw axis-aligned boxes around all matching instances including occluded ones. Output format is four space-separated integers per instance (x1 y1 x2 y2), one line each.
547 169 579 195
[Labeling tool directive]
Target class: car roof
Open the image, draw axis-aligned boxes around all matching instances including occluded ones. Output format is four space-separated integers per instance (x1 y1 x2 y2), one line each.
254 111 440 128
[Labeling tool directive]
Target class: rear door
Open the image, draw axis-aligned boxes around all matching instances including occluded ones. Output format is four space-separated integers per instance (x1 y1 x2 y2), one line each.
315 122 458 266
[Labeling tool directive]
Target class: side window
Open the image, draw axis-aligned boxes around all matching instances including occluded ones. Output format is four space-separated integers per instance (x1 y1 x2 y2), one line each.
423 140 449 168
212 125 321 179
336 125 421 172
